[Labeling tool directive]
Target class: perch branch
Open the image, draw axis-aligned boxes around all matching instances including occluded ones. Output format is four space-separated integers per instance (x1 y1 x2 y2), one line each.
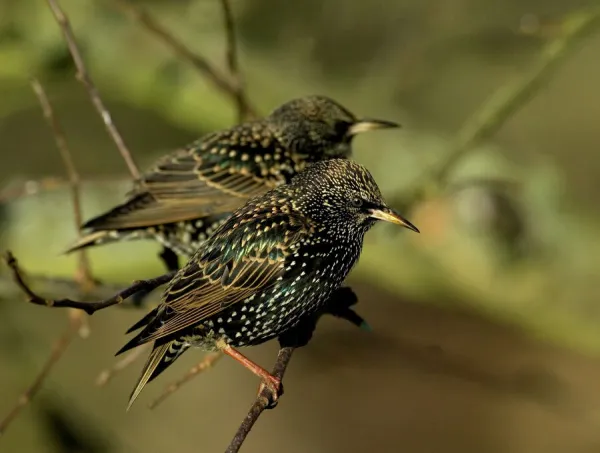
394 5 600 210
0 273 126 301
45 0 140 180
149 352 223 409
109 0 258 119
226 347 294 453
3 251 174 315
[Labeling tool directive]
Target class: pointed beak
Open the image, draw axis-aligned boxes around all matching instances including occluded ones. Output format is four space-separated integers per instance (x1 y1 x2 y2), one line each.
369 207 419 233
348 118 400 136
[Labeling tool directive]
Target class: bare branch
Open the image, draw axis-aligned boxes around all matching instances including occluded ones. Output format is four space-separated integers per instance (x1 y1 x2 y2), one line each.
149 352 223 409
394 5 600 210
109 0 258 120
220 0 250 122
44 0 140 180
0 272 124 301
96 343 152 387
0 79 98 438
2 251 174 315
0 320 79 436
30 78 93 288
226 347 294 453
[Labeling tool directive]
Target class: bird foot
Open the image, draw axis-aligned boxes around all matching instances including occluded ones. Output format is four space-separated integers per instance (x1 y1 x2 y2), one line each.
258 375 283 409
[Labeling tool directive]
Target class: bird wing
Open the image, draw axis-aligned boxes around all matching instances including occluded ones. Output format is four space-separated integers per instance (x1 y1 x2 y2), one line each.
128 199 313 344
83 123 294 230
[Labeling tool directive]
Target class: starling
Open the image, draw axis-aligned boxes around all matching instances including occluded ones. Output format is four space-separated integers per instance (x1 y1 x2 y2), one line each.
117 158 419 409
65 95 398 273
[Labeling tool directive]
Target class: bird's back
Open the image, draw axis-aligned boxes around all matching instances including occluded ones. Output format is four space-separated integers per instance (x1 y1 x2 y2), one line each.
65 122 305 254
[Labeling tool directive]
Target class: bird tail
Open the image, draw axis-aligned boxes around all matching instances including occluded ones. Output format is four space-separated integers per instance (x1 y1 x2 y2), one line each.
62 193 159 254
126 338 189 411
125 307 160 334
63 230 118 253
62 229 151 254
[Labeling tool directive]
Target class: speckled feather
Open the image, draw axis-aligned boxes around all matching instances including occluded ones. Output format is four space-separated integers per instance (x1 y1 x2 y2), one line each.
119 159 416 408
65 96 397 258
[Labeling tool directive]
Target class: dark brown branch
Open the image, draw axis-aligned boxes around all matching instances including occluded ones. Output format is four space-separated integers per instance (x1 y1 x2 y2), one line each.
3 251 174 315
0 322 79 437
226 347 294 453
0 272 160 313
149 352 223 409
109 0 258 120
220 0 251 122
30 78 93 285
224 288 363 451
45 0 140 180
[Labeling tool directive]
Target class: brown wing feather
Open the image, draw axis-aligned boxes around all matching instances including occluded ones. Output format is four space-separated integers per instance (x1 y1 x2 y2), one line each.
84 123 294 230
134 200 311 344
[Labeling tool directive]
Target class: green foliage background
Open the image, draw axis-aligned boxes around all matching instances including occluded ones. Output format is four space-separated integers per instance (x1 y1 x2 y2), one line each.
2 1 600 452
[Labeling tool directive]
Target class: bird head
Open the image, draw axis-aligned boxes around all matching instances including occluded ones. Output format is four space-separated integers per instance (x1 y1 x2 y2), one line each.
291 159 419 234
268 95 399 161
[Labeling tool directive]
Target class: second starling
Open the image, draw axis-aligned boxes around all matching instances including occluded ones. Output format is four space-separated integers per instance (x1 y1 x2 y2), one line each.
65 95 398 272
117 158 419 409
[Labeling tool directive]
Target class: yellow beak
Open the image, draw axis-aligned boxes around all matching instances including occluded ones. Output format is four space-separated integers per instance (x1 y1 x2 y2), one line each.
348 118 400 135
369 207 419 232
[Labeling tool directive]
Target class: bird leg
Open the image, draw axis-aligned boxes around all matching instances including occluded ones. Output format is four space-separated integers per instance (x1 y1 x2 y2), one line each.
159 247 180 272
220 344 283 402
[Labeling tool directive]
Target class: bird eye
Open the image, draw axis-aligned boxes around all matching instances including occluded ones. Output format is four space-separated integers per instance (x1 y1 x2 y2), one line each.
334 120 352 137
351 197 363 208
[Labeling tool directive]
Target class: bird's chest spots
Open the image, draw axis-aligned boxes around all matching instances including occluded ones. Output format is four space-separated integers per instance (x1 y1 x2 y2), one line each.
201 240 360 347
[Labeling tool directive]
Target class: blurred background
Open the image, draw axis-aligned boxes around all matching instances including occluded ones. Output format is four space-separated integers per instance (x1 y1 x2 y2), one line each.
2 0 600 452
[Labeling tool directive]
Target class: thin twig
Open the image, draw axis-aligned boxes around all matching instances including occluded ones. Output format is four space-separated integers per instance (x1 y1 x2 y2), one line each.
30 78 93 287
109 0 258 120
0 273 125 301
96 343 152 387
220 0 250 122
1 79 97 438
44 0 140 180
0 272 161 313
226 347 294 453
149 352 223 409
3 251 174 315
0 321 79 436
394 5 600 210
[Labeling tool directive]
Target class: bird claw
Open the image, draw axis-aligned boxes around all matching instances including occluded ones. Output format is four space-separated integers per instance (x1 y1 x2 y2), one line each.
258 375 283 409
